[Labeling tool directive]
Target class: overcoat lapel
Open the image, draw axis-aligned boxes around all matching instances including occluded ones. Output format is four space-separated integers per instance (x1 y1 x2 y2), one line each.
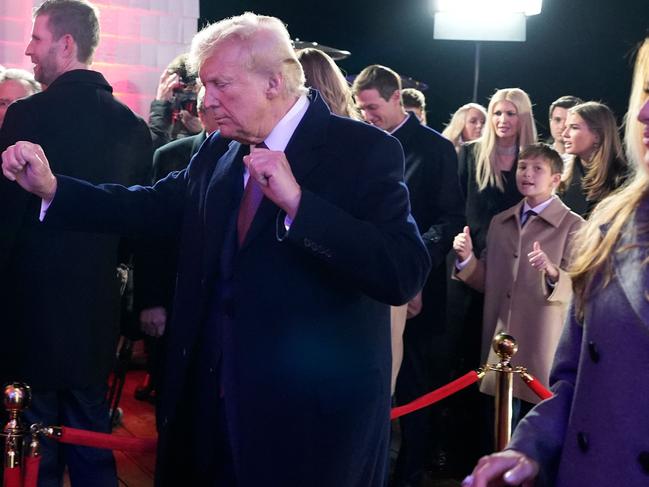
203 140 245 273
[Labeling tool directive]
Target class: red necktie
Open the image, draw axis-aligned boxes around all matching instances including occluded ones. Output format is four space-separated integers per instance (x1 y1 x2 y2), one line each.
237 142 267 246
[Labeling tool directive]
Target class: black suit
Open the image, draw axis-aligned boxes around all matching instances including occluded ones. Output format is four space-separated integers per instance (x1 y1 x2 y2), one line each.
44 91 430 486
136 131 208 313
133 132 209 398
151 131 206 183
0 69 152 486
392 114 465 485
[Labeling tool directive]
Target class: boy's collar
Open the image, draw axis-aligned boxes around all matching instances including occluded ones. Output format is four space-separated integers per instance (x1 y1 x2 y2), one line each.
522 195 556 215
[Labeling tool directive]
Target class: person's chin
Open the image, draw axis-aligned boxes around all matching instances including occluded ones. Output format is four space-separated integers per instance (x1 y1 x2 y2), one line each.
33 66 43 82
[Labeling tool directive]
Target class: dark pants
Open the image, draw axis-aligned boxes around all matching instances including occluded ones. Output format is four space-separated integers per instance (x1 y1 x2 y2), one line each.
23 384 117 487
155 355 235 487
392 312 451 486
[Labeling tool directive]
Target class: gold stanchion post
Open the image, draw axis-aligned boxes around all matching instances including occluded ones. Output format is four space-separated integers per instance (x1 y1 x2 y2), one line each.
491 333 517 451
1 383 31 469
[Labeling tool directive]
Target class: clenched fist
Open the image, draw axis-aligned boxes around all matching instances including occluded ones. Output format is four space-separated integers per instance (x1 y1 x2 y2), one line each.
2 141 57 201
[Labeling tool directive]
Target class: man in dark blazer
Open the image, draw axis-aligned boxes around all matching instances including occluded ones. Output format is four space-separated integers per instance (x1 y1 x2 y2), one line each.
134 87 218 399
2 12 430 487
354 65 465 487
0 1 151 485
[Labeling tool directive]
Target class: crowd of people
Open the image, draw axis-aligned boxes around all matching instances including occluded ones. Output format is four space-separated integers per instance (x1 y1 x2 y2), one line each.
1 1 649 487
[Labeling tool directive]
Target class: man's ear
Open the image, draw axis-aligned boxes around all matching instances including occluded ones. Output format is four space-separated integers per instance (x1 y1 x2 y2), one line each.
266 72 283 99
390 89 401 104
59 34 77 61
551 172 562 188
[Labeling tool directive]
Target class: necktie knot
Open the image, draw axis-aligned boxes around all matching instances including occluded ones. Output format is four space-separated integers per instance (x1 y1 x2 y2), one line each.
521 209 537 227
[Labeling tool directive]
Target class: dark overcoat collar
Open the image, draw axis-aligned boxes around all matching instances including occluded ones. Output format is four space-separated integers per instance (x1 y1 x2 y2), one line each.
48 69 112 92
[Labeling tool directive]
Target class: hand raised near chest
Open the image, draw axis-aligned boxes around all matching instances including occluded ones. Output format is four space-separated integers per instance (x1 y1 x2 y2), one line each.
528 241 559 282
243 146 302 220
453 226 474 262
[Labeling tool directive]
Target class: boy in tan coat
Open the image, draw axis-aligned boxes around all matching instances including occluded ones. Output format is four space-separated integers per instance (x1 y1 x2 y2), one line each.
453 143 584 418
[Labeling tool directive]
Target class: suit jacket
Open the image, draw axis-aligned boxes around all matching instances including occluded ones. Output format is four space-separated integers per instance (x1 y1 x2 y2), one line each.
455 197 583 403
393 114 464 333
45 90 430 486
509 199 649 485
151 131 207 183
0 69 152 390
135 131 208 313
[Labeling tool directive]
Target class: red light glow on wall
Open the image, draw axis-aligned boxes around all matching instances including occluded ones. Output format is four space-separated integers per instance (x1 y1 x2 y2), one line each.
0 0 199 118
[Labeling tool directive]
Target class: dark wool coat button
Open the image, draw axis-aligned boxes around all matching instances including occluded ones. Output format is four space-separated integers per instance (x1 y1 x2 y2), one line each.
577 432 589 452
588 341 600 363
638 451 649 474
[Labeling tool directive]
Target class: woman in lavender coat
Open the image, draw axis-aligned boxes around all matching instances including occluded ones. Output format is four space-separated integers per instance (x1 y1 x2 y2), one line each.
463 37 649 487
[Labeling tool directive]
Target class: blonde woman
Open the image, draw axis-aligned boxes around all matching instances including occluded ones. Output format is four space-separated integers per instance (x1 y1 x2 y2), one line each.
442 102 487 152
447 88 537 466
296 48 360 119
559 101 628 217
459 88 537 254
463 37 649 487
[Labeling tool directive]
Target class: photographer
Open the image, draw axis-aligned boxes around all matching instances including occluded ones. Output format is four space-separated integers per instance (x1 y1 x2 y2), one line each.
149 53 202 150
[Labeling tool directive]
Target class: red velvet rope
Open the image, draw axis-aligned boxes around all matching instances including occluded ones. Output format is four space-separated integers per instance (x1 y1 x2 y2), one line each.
3 466 22 487
56 427 157 453
521 374 553 400
23 456 40 487
391 370 481 420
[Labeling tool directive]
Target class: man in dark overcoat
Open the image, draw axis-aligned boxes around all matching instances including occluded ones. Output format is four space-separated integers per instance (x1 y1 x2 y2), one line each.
0 0 151 485
2 12 430 487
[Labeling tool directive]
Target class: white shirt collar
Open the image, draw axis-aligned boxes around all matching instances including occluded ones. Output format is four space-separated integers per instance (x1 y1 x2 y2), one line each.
389 113 410 135
260 94 309 151
522 195 556 215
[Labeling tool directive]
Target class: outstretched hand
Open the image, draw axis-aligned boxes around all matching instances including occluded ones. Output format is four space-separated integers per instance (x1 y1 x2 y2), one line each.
453 226 474 262
2 141 57 201
462 449 539 487
528 241 559 282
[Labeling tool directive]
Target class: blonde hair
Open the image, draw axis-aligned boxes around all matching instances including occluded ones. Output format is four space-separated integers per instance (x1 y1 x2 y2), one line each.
570 38 649 321
442 102 487 150
296 48 360 119
625 39 649 169
562 102 627 202
475 88 537 191
189 12 307 99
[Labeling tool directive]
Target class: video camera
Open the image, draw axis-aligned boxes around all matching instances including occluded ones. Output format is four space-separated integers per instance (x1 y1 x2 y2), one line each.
170 62 198 117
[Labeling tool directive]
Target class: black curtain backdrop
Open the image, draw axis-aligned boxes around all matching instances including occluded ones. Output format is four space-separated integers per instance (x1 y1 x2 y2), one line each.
199 0 648 137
